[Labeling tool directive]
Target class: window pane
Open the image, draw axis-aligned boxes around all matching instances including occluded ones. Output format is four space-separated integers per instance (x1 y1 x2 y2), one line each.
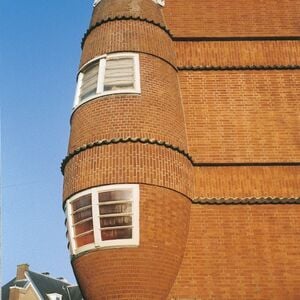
72 194 91 211
98 190 131 202
100 216 132 228
104 57 134 91
75 232 94 247
74 220 93 235
99 202 132 215
80 62 99 101
101 228 132 241
73 208 92 223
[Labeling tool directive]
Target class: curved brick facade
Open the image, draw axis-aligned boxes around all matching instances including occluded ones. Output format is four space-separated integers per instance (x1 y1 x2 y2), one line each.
70 54 186 153
90 0 166 29
81 20 175 68
64 2 191 299
73 185 190 300
63 143 193 201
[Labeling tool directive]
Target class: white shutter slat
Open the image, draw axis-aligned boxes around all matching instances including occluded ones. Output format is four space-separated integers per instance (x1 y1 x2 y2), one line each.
104 57 135 91
79 62 99 101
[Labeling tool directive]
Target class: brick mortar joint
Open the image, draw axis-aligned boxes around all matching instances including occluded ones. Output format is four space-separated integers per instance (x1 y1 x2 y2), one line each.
81 16 172 49
61 137 193 174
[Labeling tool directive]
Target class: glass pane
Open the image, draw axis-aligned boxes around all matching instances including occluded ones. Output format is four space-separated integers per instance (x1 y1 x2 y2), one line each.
98 190 131 202
101 228 132 241
100 216 132 228
72 194 91 211
73 208 92 223
74 220 93 235
75 232 94 247
104 57 134 91
99 202 132 215
80 62 99 101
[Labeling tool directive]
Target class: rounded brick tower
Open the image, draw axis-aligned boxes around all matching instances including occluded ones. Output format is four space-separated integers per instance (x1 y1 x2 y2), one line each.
62 0 193 298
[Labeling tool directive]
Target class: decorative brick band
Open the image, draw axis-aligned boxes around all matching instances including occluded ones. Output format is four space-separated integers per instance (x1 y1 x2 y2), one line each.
61 137 193 174
173 36 300 42
192 197 300 205
61 137 300 175
82 16 171 49
178 65 300 71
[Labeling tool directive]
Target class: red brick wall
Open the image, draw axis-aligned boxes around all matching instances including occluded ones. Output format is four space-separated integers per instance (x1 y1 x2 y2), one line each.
168 204 300 300
63 143 193 201
175 41 300 67
81 20 175 67
90 0 165 28
73 184 191 300
70 54 186 153
179 70 300 163
163 0 300 37
194 166 299 199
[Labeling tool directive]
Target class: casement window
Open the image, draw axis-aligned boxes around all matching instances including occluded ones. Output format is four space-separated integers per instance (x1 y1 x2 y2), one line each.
65 184 139 255
93 0 164 7
73 53 141 108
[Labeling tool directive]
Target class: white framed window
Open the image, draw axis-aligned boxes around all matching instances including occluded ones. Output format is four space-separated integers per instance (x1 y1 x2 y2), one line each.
47 294 62 300
93 0 164 7
65 184 140 255
73 53 141 108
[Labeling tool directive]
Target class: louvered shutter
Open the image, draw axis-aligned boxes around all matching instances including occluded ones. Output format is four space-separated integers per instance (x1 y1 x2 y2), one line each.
104 57 135 91
79 61 99 102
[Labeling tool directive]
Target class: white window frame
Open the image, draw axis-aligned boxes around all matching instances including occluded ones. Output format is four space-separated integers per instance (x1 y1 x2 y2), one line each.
73 52 141 109
93 0 164 7
65 184 140 255
47 294 62 300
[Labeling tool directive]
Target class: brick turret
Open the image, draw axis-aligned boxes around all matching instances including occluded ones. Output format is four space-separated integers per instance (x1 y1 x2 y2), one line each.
63 0 192 299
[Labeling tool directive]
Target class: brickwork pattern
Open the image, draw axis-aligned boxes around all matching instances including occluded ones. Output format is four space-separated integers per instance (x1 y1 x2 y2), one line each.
179 70 300 162
194 166 300 199
81 20 175 67
63 143 193 201
163 0 300 37
168 204 300 300
73 185 191 300
175 41 300 67
90 0 165 28
71 54 186 152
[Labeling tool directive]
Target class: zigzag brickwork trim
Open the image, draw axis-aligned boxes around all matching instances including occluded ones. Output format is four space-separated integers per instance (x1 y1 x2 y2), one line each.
61 137 300 174
178 65 300 71
81 16 172 49
61 137 193 174
192 197 300 205
173 36 300 42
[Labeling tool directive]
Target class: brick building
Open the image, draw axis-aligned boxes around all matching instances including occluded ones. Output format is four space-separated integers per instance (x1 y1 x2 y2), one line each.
62 0 300 299
2 264 83 300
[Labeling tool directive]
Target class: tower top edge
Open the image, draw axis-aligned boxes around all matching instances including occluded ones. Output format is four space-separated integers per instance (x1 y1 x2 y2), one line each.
93 0 165 7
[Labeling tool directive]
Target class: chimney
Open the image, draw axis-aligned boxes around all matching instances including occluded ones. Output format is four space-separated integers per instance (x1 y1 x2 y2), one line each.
16 264 29 280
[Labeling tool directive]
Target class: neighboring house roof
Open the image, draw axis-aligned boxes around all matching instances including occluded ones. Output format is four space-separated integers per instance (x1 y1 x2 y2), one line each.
1 272 83 300
2 278 17 300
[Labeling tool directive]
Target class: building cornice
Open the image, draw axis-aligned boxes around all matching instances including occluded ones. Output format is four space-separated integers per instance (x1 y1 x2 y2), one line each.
192 197 300 205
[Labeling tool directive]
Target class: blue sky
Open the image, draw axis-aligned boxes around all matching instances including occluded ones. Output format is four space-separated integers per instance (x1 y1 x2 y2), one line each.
1 0 93 284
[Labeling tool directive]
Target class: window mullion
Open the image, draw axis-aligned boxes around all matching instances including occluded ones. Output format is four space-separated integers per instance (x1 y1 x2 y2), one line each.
92 190 101 246
97 58 106 94
73 73 83 107
66 203 76 255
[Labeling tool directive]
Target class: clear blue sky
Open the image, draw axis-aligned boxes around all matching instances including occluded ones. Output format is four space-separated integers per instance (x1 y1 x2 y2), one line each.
1 0 93 285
